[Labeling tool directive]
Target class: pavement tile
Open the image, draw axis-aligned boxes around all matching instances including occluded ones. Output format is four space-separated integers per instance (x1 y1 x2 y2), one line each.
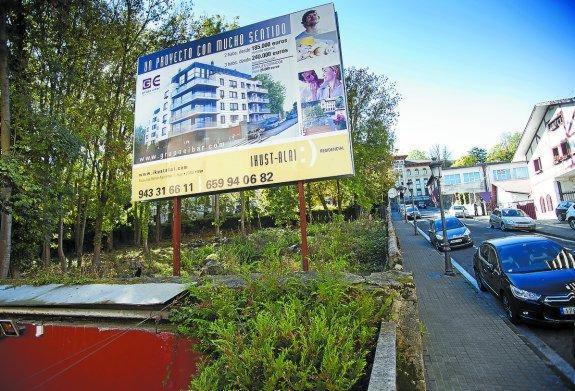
393 219 572 390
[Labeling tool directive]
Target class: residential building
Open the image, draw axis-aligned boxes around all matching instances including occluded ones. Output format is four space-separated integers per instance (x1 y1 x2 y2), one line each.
393 155 432 203
145 62 270 145
513 97 575 219
439 161 530 210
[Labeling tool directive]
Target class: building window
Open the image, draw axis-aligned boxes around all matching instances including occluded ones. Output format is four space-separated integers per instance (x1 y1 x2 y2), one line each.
444 174 461 185
415 169 419 175
243 115 247 121
219 78 224 86
230 103 238 111
247 83 251 89
220 115 225 124
162 114 167 123
561 140 570 155
231 115 239 122
546 195 553 211
220 90 224 98
406 169 411 176
416 189 422 196
229 91 238 98
463 172 480 183
242 103 246 110
163 102 168 110
540 196 546 213
533 158 542 173
513 167 528 179
229 80 237 88
241 93 246 99
493 169 511 181
220 102 225 110
423 168 427 175
164 91 169 99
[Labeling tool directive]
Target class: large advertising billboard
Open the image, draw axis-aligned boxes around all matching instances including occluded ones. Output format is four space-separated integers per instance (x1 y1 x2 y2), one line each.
132 3 354 201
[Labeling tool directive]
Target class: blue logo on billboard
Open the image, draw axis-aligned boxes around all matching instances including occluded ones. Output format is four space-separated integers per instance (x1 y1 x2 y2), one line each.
143 75 160 90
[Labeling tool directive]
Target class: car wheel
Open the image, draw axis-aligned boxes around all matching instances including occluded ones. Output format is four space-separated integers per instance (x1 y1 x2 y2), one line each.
502 293 520 324
569 218 575 230
475 270 487 292
500 223 506 231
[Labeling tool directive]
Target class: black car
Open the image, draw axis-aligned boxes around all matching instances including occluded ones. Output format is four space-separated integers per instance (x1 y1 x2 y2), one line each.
473 236 575 324
556 201 574 221
428 217 473 250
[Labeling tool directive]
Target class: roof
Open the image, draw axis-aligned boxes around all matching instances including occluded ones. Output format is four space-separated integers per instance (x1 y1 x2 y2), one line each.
405 160 431 167
513 97 575 161
486 235 549 247
492 179 531 194
0 283 189 308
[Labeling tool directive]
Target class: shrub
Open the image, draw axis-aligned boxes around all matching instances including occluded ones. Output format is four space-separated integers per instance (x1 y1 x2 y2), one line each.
171 272 393 390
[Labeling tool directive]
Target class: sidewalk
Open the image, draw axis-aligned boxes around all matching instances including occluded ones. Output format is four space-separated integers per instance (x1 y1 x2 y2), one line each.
393 218 570 390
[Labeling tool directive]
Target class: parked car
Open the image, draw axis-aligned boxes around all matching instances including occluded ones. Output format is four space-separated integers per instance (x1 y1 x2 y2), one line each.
259 117 279 131
557 201 575 221
449 205 469 218
489 208 535 231
473 235 575 324
566 205 575 230
405 206 421 220
428 217 473 250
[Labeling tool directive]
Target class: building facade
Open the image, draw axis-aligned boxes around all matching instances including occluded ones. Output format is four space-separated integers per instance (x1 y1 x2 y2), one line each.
513 98 575 219
145 62 270 145
393 155 432 203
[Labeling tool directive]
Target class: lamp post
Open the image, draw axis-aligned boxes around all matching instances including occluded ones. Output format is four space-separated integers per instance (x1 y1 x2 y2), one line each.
406 179 418 235
396 185 407 222
429 159 455 276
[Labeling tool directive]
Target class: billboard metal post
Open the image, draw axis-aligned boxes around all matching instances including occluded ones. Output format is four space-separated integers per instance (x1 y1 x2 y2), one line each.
297 181 310 272
172 196 181 276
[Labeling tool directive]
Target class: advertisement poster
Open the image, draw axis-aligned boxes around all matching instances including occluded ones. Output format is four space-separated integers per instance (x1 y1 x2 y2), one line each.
132 3 354 201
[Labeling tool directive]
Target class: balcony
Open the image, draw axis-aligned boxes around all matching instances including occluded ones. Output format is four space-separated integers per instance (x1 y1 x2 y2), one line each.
249 107 271 114
172 92 218 111
246 85 268 94
248 97 270 103
173 77 219 95
171 106 217 122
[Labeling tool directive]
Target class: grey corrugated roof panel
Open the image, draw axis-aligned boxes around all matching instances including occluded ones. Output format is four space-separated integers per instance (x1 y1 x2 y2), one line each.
0 283 189 307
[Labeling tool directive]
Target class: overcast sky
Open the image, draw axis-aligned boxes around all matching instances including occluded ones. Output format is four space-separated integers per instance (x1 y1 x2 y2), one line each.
191 0 575 158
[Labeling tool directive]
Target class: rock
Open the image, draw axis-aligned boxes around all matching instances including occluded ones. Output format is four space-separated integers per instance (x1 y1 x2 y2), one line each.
394 264 404 271
202 259 223 275
207 274 247 288
366 272 402 289
288 244 300 253
341 272 365 284
205 253 219 262
188 239 206 249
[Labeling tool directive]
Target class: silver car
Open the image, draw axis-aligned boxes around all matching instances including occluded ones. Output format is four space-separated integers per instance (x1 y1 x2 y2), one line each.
489 208 535 231
449 205 469 218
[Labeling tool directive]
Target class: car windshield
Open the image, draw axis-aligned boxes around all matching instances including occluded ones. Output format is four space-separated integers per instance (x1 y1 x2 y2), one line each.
454 206 464 210
497 240 571 273
406 207 416 212
501 209 525 217
434 218 463 231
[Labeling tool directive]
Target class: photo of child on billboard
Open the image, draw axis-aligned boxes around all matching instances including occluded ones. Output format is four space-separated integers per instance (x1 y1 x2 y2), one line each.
295 9 339 62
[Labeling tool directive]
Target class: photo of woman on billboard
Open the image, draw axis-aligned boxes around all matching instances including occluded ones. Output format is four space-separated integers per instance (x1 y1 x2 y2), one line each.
298 70 323 103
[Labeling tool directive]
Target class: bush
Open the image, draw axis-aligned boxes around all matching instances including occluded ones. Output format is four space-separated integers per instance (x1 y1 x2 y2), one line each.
171 272 393 390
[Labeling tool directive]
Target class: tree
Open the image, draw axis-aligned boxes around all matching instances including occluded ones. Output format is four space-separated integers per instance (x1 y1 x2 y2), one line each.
469 147 487 164
428 144 452 168
255 73 285 118
343 67 400 210
451 155 476 167
407 149 427 160
487 132 522 162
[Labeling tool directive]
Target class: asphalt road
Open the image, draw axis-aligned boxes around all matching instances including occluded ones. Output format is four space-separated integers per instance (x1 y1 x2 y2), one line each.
411 208 575 370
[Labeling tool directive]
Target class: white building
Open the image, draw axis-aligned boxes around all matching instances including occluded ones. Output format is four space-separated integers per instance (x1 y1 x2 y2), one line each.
513 97 575 219
393 155 432 203
440 161 530 210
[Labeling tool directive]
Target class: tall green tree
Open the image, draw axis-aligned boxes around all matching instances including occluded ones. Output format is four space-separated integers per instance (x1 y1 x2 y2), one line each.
255 73 286 118
487 132 522 162
343 67 400 209
407 149 427 160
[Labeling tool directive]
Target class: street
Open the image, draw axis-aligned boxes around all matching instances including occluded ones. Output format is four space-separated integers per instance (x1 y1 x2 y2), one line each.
409 207 575 373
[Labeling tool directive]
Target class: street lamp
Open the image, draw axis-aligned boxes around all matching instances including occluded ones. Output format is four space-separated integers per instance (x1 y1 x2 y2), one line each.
396 185 407 222
429 159 455 276
406 179 418 235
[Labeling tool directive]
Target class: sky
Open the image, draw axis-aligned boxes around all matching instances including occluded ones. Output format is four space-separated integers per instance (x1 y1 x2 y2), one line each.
190 0 575 158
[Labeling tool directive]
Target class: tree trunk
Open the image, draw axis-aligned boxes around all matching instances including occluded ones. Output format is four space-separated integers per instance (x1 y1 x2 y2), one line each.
214 194 220 237
240 191 246 236
336 180 342 214
0 7 12 278
42 235 50 267
155 201 161 244
106 230 113 252
58 217 67 272
92 209 104 270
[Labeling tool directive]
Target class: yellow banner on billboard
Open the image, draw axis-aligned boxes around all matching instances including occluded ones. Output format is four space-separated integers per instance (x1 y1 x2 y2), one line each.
132 132 352 201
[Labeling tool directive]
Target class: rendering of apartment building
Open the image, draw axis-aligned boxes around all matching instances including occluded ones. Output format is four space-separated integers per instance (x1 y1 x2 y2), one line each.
513 97 575 219
144 62 270 145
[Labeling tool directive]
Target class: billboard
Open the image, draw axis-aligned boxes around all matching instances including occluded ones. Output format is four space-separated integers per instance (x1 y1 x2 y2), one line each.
132 3 354 201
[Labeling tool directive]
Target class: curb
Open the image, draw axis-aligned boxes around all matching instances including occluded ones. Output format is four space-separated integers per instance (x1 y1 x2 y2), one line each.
368 321 397 391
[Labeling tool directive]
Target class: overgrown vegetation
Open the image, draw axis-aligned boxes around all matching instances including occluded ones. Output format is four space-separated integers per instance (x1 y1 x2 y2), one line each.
171 272 394 390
